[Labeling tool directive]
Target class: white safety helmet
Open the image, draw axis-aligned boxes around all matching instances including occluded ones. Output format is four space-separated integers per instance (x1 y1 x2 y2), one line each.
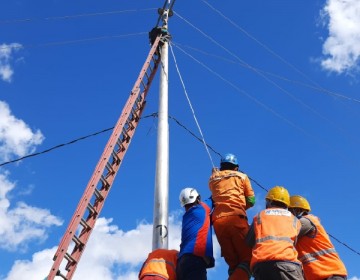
179 187 199 207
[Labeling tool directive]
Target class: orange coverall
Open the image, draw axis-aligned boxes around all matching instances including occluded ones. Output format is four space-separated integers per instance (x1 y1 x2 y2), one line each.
209 169 255 280
139 249 178 280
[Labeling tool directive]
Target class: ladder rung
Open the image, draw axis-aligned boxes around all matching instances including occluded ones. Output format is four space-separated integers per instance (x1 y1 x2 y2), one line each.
150 58 155 68
64 252 77 265
72 235 84 247
80 218 91 230
126 119 134 130
116 138 125 151
122 127 129 139
100 175 110 189
105 162 114 174
87 203 97 216
94 188 104 200
145 70 150 80
131 107 139 120
111 151 120 165
56 270 68 280
136 94 143 106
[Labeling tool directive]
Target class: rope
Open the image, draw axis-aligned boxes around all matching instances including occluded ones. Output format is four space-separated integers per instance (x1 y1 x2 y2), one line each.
169 43 216 169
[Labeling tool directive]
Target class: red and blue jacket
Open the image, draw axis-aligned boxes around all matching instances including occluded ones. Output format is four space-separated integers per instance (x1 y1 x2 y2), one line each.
178 198 215 268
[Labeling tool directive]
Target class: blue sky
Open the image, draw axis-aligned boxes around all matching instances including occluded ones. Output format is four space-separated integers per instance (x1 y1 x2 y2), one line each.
1 0 360 279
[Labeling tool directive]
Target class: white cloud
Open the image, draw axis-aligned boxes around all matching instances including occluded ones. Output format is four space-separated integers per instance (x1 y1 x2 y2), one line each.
320 0 360 73
349 278 360 280
0 43 22 82
0 100 56 251
0 171 63 252
0 101 44 162
3 213 222 280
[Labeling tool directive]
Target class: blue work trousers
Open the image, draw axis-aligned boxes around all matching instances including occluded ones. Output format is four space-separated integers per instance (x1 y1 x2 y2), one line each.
176 254 207 280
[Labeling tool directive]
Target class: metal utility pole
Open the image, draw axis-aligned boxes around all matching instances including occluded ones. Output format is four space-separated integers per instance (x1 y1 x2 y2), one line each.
152 2 174 250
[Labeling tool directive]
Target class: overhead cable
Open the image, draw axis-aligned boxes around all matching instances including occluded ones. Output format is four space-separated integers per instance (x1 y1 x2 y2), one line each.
200 0 335 98
174 42 360 105
0 113 358 255
173 11 359 146
0 32 148 52
0 8 157 24
171 43 358 166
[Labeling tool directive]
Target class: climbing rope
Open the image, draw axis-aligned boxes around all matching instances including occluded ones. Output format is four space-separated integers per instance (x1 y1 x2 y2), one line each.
169 43 216 169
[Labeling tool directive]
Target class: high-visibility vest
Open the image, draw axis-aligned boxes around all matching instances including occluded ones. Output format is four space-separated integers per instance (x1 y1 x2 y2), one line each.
251 208 301 269
296 215 347 279
209 170 254 221
139 249 178 280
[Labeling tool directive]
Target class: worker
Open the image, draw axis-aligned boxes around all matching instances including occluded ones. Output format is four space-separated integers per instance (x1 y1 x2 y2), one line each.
289 195 347 280
208 153 255 280
246 186 304 280
177 187 215 280
138 248 178 280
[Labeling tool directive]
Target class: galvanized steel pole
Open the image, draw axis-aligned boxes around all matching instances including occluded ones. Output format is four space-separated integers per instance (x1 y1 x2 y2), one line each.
153 9 170 250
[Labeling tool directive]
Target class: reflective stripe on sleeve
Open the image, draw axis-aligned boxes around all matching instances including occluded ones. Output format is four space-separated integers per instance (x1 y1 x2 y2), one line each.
255 235 294 244
299 248 337 264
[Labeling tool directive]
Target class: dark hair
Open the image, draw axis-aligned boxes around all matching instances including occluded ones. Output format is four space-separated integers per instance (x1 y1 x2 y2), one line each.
220 162 238 171
267 199 288 209
184 196 200 211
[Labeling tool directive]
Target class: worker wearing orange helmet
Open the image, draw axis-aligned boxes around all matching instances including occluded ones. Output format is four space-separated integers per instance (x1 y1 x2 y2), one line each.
208 153 255 280
289 195 347 280
246 186 304 280
138 248 178 280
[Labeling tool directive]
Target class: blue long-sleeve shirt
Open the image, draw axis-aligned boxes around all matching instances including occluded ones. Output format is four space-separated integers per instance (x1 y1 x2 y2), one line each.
179 198 215 268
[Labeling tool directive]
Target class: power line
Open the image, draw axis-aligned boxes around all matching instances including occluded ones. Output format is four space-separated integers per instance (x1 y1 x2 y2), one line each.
200 0 332 96
172 43 341 156
174 42 360 105
173 12 360 147
0 127 113 167
0 8 157 25
0 113 358 255
0 32 148 52
0 113 156 168
171 35 359 167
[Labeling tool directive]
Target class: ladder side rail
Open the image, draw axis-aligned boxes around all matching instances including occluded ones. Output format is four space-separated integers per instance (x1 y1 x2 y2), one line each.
64 93 149 278
47 35 162 280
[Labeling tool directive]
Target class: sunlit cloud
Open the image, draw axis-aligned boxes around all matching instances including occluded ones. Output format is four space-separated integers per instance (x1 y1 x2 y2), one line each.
0 43 22 82
0 101 44 162
0 171 63 252
320 0 360 73
3 213 222 280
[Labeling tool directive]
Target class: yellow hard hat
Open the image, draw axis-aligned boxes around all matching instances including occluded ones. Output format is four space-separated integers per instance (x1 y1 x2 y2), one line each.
266 186 290 207
289 195 311 212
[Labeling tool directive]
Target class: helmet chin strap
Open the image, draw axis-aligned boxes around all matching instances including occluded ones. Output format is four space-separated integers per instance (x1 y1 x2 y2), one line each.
265 199 272 208
291 208 304 218
296 211 304 218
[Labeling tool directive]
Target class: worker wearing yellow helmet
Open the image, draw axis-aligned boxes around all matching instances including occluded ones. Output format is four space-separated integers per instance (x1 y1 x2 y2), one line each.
289 195 347 280
246 186 304 280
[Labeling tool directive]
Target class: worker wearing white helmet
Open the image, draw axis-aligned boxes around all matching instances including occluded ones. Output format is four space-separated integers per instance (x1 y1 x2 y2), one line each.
177 187 214 280
289 195 347 280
